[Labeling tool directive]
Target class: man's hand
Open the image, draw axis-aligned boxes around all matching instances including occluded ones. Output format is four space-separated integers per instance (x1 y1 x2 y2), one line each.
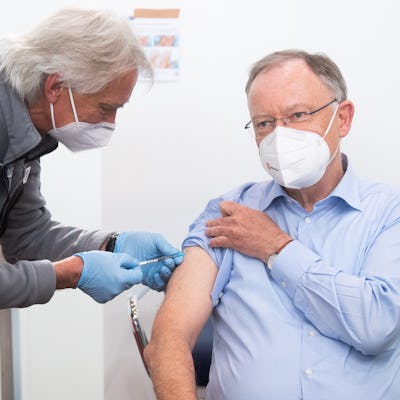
75 251 141 303
114 231 184 291
205 201 292 262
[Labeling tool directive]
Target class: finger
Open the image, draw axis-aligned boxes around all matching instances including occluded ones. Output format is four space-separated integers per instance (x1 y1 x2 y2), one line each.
205 226 232 238
173 253 184 265
208 236 230 249
152 273 165 291
124 267 143 286
206 216 232 228
163 257 175 269
159 266 172 280
162 258 179 272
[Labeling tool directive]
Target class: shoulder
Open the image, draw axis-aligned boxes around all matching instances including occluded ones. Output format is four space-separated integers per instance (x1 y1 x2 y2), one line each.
218 181 269 202
358 178 400 203
200 181 266 216
357 177 400 224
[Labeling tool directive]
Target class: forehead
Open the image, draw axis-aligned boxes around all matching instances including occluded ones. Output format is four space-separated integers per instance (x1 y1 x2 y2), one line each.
247 59 331 113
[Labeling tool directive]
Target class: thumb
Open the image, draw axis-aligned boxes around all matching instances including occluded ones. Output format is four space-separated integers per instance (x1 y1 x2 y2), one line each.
220 200 238 217
118 253 139 269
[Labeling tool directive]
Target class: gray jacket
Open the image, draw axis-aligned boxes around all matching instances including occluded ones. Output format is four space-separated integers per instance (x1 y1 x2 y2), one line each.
0 77 111 308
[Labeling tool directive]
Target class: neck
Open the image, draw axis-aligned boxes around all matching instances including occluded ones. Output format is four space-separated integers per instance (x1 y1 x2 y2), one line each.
285 153 344 212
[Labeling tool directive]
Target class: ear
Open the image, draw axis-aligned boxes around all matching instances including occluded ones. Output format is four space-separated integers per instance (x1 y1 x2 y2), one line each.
337 100 354 139
44 73 64 103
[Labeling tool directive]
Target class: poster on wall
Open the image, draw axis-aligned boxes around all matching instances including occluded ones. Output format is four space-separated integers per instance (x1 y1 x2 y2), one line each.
131 9 180 81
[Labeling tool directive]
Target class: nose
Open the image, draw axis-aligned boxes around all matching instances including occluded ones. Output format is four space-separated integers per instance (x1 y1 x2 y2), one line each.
274 117 289 127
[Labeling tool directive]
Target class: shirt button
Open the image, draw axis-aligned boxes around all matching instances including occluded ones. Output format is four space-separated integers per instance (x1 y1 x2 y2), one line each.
304 217 311 223
281 281 287 288
305 368 313 377
308 330 316 337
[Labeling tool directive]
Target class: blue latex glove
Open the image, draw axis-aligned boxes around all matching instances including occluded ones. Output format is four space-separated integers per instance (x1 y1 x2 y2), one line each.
114 231 184 291
75 250 141 303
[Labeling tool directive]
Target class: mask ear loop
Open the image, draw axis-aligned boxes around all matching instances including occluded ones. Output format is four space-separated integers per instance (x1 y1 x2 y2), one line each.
322 103 339 139
67 85 80 126
50 102 57 132
323 103 340 165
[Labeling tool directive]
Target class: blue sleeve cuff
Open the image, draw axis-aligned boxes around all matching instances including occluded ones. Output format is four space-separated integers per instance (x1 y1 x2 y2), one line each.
271 240 321 298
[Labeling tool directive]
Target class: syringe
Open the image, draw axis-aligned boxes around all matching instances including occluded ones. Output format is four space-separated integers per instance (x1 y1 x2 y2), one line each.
138 255 174 266
137 252 184 266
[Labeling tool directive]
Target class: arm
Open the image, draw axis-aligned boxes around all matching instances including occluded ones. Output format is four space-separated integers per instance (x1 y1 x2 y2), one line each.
0 258 56 308
0 251 141 308
144 246 217 400
274 231 400 355
1 160 181 292
53 255 83 289
0 158 182 305
206 200 400 355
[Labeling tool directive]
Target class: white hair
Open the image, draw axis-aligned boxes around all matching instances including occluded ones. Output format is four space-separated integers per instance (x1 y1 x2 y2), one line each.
0 7 152 104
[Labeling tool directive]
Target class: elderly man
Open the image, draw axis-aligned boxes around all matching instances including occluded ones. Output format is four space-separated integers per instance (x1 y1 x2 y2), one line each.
144 50 400 399
0 7 183 309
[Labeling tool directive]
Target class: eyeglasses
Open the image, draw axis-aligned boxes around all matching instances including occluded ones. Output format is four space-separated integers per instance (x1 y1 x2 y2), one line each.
244 98 337 137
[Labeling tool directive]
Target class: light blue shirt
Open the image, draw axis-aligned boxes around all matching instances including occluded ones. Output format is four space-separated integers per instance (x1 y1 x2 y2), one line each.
183 157 400 400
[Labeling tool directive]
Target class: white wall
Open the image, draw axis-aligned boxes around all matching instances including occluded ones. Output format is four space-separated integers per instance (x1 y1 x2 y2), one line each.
13 149 104 400
102 0 400 399
2 0 400 399
102 1 296 398
296 0 400 185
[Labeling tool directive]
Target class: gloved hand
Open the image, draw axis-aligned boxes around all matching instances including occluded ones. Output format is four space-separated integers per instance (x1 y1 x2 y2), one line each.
75 250 141 303
114 231 184 291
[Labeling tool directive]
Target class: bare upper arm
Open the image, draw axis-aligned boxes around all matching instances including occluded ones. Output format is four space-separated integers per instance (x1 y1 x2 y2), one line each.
151 246 218 349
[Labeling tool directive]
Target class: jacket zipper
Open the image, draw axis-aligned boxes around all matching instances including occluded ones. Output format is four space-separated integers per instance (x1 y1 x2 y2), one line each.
0 163 28 237
6 165 14 190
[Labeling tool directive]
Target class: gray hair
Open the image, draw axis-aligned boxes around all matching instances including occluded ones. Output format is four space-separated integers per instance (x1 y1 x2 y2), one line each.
245 49 347 102
0 7 152 104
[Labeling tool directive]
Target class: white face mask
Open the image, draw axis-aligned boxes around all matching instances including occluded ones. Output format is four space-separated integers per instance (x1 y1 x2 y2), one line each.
259 105 339 189
48 86 115 152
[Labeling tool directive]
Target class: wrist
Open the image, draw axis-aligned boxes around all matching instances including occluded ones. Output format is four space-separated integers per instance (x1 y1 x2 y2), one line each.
53 256 84 289
265 237 293 270
105 232 120 252
275 238 294 254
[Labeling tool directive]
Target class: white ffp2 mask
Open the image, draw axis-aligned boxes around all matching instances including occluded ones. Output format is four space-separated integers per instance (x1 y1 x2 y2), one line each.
259 105 339 189
49 86 115 152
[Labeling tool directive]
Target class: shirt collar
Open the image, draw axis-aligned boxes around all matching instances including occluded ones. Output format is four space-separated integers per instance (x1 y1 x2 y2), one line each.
329 155 362 211
255 154 362 212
